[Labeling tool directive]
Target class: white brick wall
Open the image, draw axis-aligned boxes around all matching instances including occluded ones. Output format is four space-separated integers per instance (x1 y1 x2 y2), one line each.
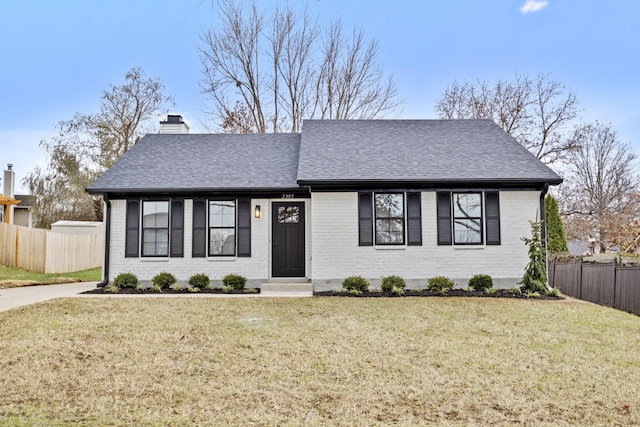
106 191 540 290
311 191 542 290
108 199 272 286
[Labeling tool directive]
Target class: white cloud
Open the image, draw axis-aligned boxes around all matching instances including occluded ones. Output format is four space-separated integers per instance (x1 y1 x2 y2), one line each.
520 0 549 13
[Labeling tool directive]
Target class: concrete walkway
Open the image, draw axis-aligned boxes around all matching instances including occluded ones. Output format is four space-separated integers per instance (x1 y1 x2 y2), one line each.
0 282 100 313
0 282 313 313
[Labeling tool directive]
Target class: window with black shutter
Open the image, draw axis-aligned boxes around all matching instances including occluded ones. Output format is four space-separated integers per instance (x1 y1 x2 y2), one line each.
192 199 207 257
237 198 251 257
125 200 140 257
358 192 422 247
358 192 373 246
485 192 501 245
170 200 184 257
437 191 501 246
406 192 422 246
436 192 452 245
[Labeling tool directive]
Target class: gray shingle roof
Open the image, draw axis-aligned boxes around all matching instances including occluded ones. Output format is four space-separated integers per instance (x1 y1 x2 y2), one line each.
297 119 562 185
87 119 562 194
87 133 301 193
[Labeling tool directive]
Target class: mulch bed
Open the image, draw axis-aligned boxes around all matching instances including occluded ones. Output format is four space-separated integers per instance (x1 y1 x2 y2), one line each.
81 287 562 299
82 287 260 295
314 289 563 300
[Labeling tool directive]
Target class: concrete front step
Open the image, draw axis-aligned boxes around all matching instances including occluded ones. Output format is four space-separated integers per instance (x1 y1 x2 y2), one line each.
261 282 313 296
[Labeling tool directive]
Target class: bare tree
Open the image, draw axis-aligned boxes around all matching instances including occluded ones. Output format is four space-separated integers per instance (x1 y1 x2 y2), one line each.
558 122 639 251
199 1 401 133
24 68 173 228
434 72 579 163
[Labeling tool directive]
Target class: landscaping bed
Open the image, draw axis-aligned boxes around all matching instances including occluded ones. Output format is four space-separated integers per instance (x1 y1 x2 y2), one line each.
315 288 563 299
82 286 260 295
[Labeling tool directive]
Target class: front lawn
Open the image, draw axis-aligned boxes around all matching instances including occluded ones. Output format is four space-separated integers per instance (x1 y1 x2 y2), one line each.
0 265 101 288
1 297 639 425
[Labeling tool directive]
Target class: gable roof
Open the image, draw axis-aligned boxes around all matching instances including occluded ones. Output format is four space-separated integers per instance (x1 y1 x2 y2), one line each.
87 119 562 195
297 119 562 186
87 133 302 194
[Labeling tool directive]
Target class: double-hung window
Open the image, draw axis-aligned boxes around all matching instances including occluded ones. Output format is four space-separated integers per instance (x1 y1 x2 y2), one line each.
125 199 184 258
209 200 236 256
358 192 422 246
374 193 405 245
437 191 500 246
192 198 251 258
142 201 169 256
452 193 482 244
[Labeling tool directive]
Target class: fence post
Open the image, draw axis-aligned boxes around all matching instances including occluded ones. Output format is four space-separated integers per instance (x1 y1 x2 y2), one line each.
613 260 617 310
578 260 582 300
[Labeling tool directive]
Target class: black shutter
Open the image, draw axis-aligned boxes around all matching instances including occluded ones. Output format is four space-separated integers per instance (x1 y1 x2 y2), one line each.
406 192 422 246
436 192 452 245
358 192 373 246
192 199 206 257
237 198 251 257
125 200 140 257
170 199 184 257
485 192 501 245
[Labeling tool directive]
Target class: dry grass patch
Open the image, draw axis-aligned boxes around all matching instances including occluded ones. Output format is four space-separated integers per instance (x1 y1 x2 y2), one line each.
1 297 640 425
0 265 101 288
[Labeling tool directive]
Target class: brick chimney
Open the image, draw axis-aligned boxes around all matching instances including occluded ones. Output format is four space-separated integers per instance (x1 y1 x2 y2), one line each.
159 114 190 134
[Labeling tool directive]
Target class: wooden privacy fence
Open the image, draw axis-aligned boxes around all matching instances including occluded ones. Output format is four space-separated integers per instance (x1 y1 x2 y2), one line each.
549 259 640 316
0 222 102 274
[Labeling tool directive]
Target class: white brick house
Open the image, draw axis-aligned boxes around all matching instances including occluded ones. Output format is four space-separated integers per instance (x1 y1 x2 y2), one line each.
87 117 562 289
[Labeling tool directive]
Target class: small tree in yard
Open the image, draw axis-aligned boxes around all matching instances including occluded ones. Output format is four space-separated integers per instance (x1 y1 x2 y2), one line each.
545 194 568 254
519 219 548 294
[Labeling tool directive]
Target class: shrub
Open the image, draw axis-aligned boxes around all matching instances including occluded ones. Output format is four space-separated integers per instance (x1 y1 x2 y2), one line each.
105 285 120 293
381 275 406 292
342 276 370 292
113 272 139 288
152 272 176 288
468 274 493 292
427 276 455 292
519 219 549 295
223 273 247 290
391 286 405 296
188 273 210 289
151 283 163 293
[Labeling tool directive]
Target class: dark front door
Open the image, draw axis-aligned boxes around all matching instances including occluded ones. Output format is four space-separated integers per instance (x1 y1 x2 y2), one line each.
272 202 305 277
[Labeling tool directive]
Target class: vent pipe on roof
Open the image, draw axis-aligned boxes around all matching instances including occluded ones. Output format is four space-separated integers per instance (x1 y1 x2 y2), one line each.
159 114 190 134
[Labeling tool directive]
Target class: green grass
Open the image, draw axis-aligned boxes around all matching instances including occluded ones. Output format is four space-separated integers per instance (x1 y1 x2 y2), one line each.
1 297 640 425
0 264 101 288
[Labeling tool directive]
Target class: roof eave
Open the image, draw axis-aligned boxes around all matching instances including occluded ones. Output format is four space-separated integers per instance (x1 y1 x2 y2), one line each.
86 186 308 196
297 177 563 189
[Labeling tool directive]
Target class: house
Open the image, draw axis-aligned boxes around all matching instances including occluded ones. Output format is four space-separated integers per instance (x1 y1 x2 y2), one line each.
13 195 33 228
86 116 562 290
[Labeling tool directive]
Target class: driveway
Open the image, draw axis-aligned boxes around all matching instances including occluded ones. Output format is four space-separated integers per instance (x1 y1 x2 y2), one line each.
0 282 99 312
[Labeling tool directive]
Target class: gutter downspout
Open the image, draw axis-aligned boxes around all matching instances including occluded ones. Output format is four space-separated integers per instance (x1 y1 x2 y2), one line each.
96 195 111 287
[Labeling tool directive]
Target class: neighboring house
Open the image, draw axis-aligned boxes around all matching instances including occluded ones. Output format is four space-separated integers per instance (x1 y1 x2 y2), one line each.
13 195 33 228
87 117 562 289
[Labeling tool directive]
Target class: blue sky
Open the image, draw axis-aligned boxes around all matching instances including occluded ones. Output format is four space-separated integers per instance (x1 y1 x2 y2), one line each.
1 0 639 193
